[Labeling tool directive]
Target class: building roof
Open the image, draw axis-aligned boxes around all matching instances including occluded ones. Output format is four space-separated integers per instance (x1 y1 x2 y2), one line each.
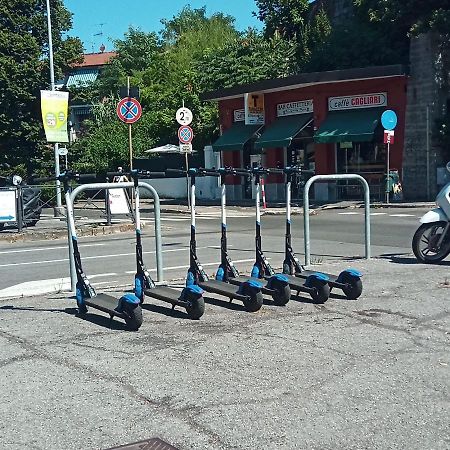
201 64 409 102
72 51 117 68
66 68 99 88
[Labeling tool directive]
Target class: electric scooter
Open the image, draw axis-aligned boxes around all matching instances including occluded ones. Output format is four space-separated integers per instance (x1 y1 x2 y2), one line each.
241 166 331 304
282 166 363 300
412 161 450 263
215 167 292 305
167 168 264 312
116 170 206 319
37 171 143 330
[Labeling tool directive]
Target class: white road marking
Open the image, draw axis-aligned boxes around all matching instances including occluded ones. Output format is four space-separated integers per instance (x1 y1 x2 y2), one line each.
389 213 416 217
0 243 105 255
0 246 208 268
124 258 257 274
370 212 388 216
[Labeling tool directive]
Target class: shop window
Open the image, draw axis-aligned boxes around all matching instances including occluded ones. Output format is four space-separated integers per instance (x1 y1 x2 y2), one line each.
336 142 386 201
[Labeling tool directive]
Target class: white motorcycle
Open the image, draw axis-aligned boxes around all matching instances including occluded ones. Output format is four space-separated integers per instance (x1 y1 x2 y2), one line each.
412 162 450 263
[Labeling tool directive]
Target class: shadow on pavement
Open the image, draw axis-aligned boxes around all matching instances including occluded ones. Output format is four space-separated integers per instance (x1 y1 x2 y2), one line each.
65 307 128 330
379 253 450 266
203 295 246 312
141 302 190 320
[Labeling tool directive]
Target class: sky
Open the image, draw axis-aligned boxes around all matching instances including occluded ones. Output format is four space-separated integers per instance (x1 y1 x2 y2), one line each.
64 0 262 53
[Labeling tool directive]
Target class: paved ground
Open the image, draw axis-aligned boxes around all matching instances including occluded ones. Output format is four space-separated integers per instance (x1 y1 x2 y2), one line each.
0 257 449 450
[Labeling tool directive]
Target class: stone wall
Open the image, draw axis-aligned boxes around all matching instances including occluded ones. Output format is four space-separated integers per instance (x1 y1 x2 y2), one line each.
403 33 449 200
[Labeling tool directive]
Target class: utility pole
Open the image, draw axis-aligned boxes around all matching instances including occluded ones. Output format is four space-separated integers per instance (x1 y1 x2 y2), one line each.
45 0 63 215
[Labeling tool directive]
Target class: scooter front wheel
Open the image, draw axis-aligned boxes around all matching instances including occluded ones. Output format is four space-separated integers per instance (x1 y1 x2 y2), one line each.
412 221 450 263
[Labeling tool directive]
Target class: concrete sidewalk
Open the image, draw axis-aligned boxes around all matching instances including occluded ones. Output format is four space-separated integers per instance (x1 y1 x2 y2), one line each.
0 257 448 450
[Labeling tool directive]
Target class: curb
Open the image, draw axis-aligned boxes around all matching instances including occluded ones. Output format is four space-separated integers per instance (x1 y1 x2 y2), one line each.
0 222 138 244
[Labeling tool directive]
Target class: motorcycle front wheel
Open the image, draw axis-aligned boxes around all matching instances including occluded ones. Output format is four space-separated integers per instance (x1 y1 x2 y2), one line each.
412 221 450 263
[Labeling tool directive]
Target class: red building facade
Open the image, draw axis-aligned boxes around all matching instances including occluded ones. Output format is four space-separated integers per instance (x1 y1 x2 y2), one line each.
203 65 408 201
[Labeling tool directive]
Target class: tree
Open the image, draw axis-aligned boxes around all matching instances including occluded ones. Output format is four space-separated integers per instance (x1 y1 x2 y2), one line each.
72 7 240 173
354 0 450 37
94 28 161 98
196 30 299 92
254 0 331 70
255 0 310 40
0 0 82 176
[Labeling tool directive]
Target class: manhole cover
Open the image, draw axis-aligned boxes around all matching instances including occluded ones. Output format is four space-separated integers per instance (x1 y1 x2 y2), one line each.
105 437 179 450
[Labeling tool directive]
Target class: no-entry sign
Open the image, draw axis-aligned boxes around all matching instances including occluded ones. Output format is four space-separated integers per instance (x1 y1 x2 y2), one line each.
117 97 142 124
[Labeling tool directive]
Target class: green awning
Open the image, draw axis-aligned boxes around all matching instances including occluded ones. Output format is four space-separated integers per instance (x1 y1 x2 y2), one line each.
212 123 262 152
254 114 313 149
314 108 382 143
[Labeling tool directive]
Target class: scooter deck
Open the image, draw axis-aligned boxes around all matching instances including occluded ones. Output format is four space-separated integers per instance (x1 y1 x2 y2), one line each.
198 279 247 301
85 293 125 318
228 275 273 294
276 274 313 293
294 270 344 288
144 286 185 304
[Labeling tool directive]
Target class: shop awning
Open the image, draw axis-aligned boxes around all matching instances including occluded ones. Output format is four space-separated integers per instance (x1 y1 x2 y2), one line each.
314 108 382 143
212 123 262 152
254 114 313 149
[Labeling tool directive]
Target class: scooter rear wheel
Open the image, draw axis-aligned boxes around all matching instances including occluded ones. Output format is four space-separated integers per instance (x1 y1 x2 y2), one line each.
272 281 291 306
412 221 450 263
123 304 143 331
185 294 205 320
310 281 330 304
242 289 263 312
342 278 363 300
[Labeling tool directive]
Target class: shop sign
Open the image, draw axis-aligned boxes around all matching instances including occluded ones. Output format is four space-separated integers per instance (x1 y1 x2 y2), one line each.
234 109 245 122
328 92 387 111
277 100 313 117
244 93 265 125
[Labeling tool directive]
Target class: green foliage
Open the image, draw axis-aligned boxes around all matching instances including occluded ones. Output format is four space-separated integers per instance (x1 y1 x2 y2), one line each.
354 0 450 37
254 0 310 40
0 0 82 175
196 30 299 91
71 6 239 174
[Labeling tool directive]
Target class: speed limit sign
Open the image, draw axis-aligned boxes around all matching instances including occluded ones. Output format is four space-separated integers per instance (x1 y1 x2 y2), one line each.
176 107 193 126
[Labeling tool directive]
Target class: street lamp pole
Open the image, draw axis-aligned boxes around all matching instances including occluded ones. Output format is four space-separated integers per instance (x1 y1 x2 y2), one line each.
45 0 63 213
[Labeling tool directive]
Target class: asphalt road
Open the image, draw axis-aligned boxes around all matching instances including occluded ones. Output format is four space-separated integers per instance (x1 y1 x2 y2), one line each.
0 207 429 296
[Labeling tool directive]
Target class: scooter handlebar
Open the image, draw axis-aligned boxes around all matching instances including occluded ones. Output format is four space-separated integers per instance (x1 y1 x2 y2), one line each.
107 170 166 179
266 168 284 174
32 172 96 183
165 168 186 176
77 173 97 181
249 167 283 175
283 166 315 175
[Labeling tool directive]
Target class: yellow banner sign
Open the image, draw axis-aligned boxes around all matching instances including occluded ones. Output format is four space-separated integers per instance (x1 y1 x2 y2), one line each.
40 90 69 143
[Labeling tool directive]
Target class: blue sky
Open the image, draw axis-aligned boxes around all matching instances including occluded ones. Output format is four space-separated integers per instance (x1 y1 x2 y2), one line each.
64 0 262 53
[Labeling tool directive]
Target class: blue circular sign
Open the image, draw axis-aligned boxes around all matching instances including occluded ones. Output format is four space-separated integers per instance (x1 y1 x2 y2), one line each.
381 110 397 130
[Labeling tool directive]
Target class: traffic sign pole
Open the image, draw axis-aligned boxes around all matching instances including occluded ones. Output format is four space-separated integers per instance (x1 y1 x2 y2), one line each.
128 77 133 170
381 110 398 205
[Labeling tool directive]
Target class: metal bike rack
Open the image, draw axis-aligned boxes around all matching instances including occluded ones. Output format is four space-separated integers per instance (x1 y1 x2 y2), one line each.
67 181 163 292
303 174 371 266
